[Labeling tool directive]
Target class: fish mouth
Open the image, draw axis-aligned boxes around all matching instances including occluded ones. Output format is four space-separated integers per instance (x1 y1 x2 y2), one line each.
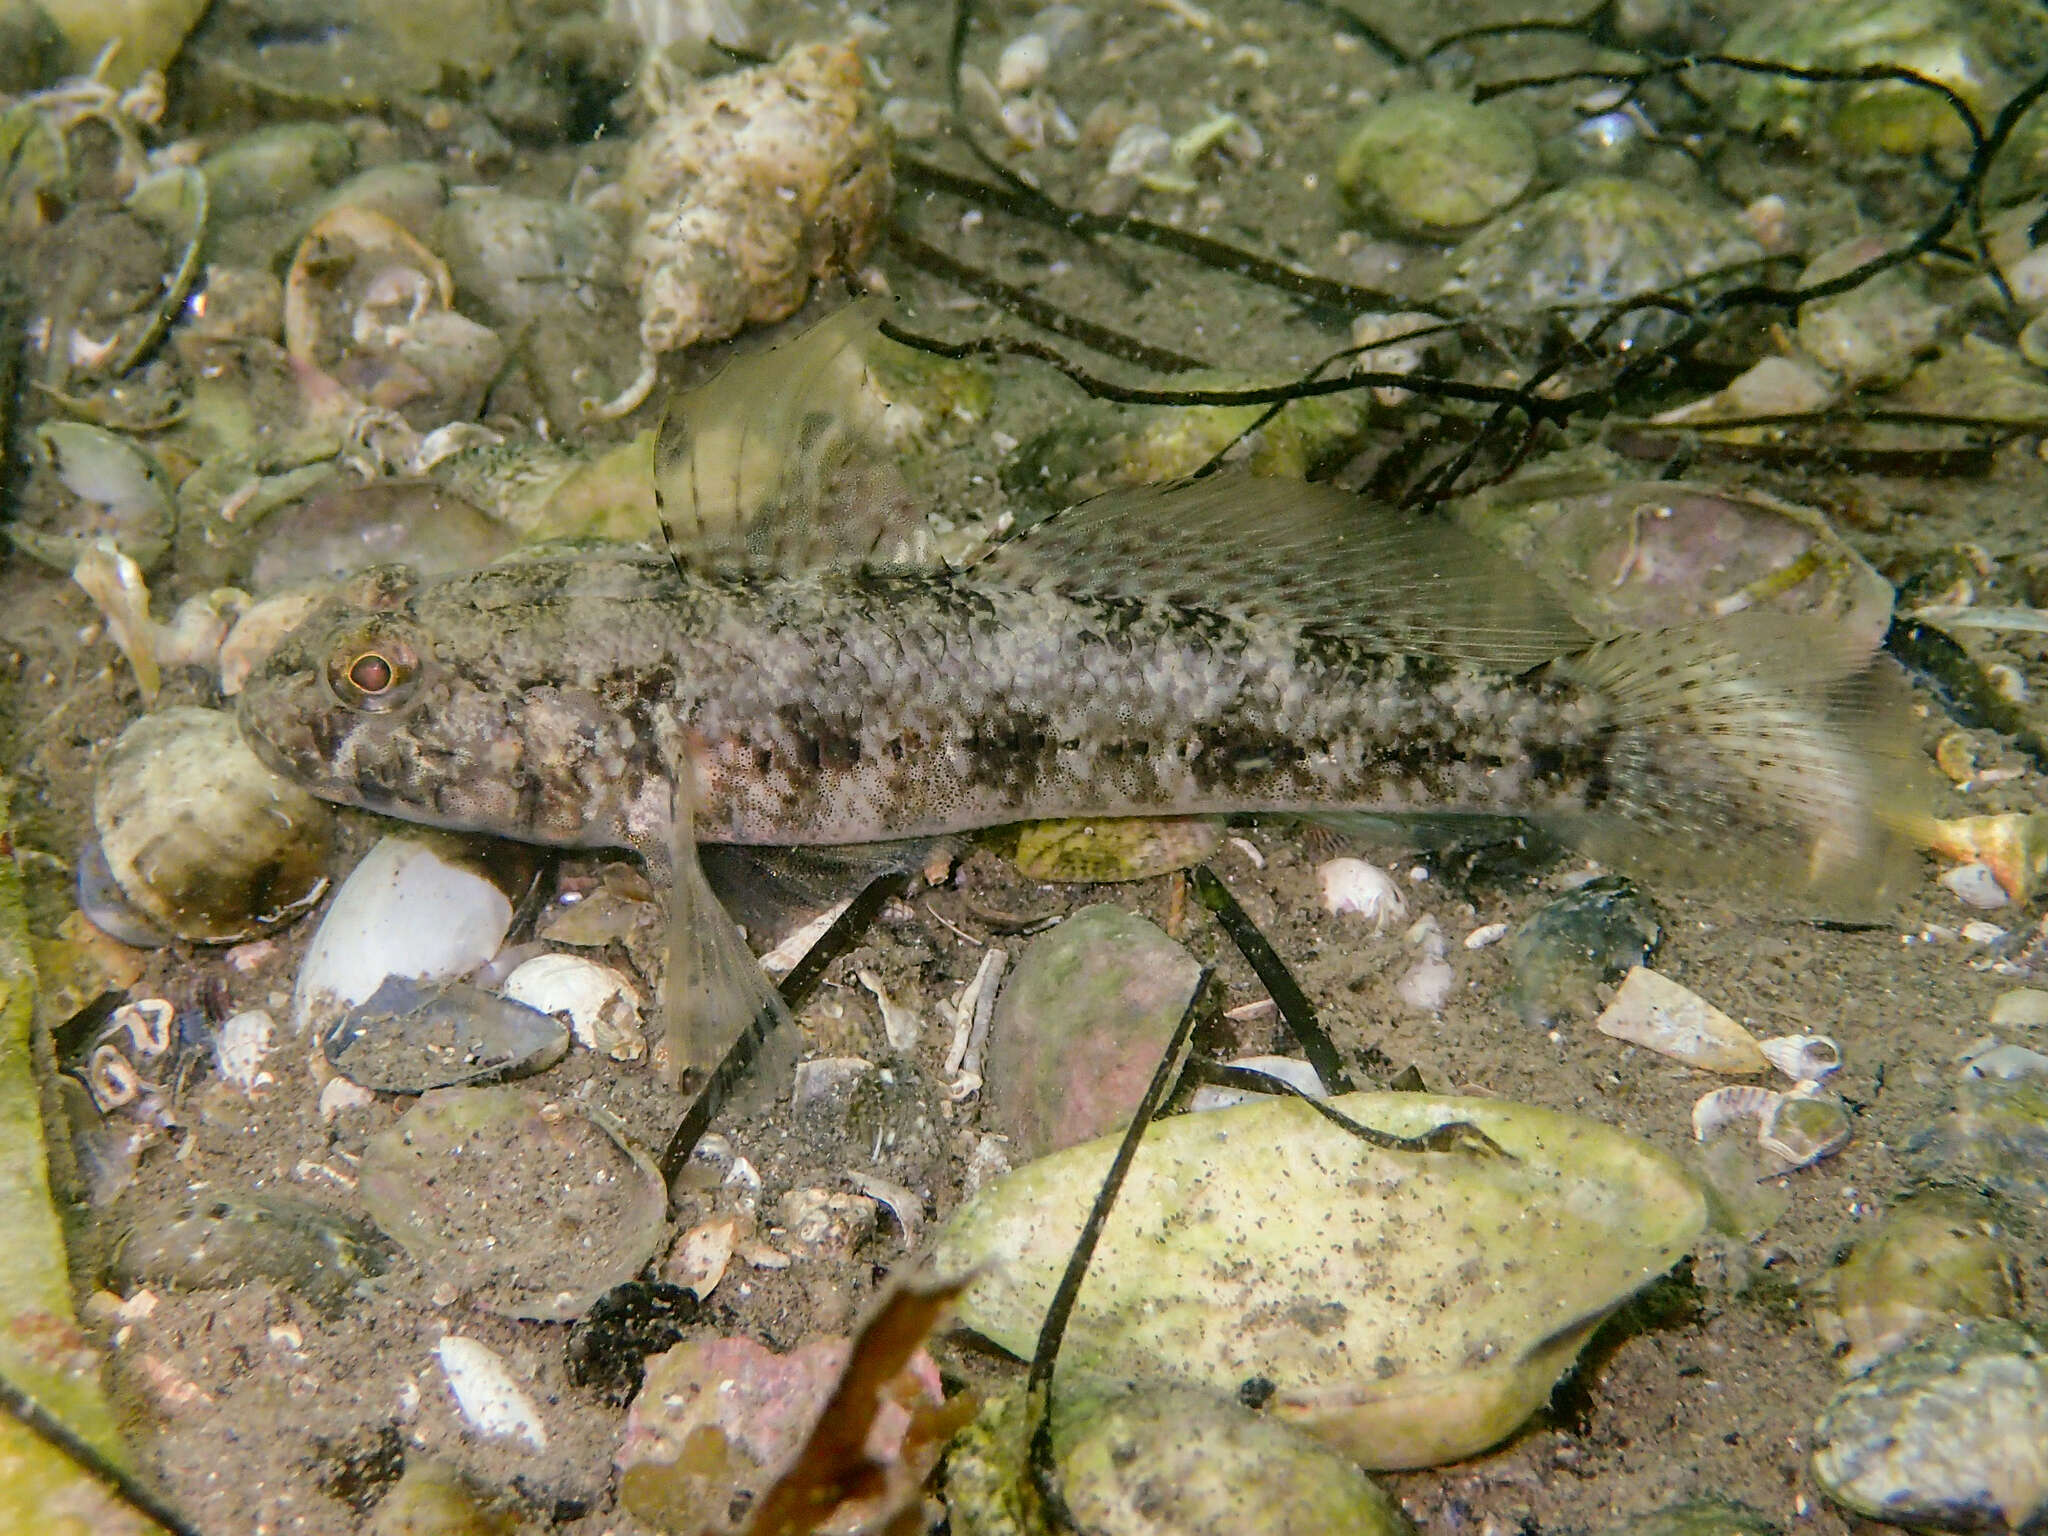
236 670 336 796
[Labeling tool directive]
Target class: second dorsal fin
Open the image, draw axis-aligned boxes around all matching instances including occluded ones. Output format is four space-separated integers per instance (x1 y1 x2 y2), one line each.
976 476 1591 668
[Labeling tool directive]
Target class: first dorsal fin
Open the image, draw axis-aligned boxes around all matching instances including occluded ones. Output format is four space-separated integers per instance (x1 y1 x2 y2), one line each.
652 298 937 575
975 476 1591 668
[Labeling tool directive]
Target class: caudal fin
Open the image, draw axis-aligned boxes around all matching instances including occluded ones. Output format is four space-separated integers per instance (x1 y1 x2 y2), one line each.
1545 614 1931 919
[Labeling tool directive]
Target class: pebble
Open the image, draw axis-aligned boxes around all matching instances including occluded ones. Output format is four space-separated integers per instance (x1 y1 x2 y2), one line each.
947 1382 1415 1536
1813 1193 2017 1377
1941 862 2011 910
1904 1070 2048 1217
1812 1321 2048 1531
1991 988 2048 1028
1395 955 1455 1013
1336 91 1537 238
1588 1498 1784 1536
617 1335 944 1528
113 1193 393 1316
933 1091 1707 1470
436 1335 548 1451
983 904 1202 1159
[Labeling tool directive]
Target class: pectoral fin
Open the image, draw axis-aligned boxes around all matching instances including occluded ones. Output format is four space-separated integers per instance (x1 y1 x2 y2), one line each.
656 780 795 1092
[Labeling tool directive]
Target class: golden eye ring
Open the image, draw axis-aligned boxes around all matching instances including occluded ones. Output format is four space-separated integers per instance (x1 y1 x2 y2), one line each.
325 631 421 712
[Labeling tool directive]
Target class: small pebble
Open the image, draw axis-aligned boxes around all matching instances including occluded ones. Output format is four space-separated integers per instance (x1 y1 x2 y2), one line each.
1941 863 2011 910
435 1336 548 1450
1991 989 2048 1028
1395 955 1454 1013
1463 922 1509 950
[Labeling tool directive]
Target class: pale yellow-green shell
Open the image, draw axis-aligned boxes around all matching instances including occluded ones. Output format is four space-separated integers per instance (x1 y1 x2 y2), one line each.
931 1092 1708 1470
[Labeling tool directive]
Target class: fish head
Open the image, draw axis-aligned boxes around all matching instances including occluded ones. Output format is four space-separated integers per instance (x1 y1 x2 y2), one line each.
238 564 491 827
238 563 656 848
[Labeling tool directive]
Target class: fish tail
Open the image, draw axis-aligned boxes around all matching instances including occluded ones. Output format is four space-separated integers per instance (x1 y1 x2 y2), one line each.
1544 614 1930 918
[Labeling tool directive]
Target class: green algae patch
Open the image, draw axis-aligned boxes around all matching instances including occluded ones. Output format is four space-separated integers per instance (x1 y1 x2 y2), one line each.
0 801 163 1533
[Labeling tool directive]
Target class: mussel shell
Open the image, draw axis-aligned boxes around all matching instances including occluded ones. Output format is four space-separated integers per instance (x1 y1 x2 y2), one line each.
92 706 333 943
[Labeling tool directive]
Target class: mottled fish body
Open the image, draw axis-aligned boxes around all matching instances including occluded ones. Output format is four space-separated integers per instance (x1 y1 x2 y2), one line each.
236 304 1920 1080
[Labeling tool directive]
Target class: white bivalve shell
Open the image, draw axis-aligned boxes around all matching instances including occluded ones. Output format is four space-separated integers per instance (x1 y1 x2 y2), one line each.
90 707 333 944
293 836 514 1032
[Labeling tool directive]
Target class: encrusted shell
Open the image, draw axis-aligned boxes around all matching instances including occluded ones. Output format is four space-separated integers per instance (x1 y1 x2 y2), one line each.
620 42 891 355
1439 177 1762 347
1758 1034 1842 1084
91 707 332 945
1759 1089 1853 1171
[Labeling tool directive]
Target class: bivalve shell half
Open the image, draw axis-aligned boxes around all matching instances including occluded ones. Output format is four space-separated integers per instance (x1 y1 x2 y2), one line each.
932 1092 1707 1470
91 707 332 945
292 835 514 1032
1759 1088 1853 1172
1596 966 1770 1074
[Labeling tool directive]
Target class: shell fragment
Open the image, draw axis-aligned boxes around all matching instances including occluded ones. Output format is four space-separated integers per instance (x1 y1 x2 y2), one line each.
1596 966 1770 1074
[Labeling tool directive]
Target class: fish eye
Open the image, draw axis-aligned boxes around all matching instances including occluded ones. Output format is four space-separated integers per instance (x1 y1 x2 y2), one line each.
326 630 421 712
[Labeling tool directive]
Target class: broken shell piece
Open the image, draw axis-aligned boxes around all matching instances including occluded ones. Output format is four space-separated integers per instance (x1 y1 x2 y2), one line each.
1759 1034 1842 1084
71 539 161 700
669 1219 737 1299
284 205 453 367
107 998 176 1059
500 953 647 1062
1318 858 1407 929
1919 813 2048 904
1692 1084 1782 1142
19 423 179 573
1759 1089 1852 1172
856 969 921 1051
1596 966 1770 1074
435 1335 547 1450
214 1008 276 1094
